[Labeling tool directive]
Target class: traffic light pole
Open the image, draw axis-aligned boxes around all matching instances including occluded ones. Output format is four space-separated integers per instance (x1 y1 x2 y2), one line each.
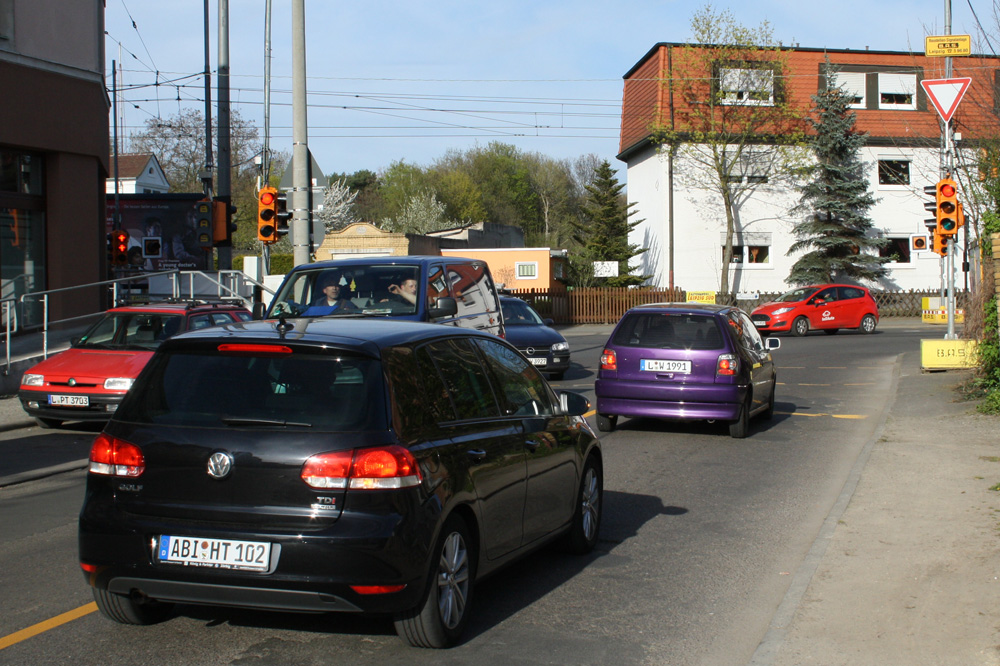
943 0 957 339
290 0 312 268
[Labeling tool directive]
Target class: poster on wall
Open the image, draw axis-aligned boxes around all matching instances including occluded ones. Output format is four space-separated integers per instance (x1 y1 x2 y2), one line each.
105 193 209 272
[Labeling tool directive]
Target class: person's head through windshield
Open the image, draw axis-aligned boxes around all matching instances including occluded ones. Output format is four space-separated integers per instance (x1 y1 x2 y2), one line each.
315 272 349 306
387 277 418 305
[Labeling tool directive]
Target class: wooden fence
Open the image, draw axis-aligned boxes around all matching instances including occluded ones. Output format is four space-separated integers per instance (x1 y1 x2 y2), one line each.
506 287 969 325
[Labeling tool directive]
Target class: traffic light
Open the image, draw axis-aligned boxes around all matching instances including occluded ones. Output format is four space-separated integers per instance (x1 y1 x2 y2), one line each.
112 229 129 266
193 199 214 251
274 189 291 237
142 236 162 258
911 235 928 252
935 177 960 237
933 230 951 257
257 186 278 243
212 198 237 246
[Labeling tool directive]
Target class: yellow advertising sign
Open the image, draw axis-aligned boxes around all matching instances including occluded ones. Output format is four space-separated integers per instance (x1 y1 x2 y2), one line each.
925 34 971 57
920 339 978 370
686 291 716 304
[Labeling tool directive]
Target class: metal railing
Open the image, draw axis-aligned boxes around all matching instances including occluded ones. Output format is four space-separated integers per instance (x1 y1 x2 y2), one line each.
3 270 274 367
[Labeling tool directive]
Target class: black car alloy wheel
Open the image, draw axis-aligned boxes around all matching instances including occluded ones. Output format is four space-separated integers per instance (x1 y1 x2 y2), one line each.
395 514 474 648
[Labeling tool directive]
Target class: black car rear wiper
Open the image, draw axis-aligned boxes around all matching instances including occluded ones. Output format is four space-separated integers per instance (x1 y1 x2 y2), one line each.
221 417 313 428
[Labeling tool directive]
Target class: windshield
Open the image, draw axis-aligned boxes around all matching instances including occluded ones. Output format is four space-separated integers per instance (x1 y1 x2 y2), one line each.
269 264 422 318
775 287 817 303
502 300 544 326
75 313 183 350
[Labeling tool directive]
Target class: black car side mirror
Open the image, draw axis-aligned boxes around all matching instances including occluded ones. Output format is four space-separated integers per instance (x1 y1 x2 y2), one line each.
558 390 590 416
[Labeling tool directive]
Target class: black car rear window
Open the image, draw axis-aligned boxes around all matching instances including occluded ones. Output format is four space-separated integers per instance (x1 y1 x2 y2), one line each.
612 312 726 350
118 348 385 431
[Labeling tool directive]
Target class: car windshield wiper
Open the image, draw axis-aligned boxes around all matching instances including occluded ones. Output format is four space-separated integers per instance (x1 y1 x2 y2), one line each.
221 417 312 428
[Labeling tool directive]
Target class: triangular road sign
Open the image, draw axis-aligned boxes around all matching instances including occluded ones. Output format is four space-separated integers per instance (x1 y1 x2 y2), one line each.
920 77 972 123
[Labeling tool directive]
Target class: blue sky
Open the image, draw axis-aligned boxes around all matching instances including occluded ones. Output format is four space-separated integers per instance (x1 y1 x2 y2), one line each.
104 0 988 178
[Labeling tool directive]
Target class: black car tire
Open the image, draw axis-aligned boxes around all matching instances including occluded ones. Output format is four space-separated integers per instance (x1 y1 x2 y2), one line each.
792 317 809 337
560 455 602 554
729 394 751 439
596 413 617 432
92 588 173 625
859 314 877 334
394 514 474 649
33 417 61 429
823 328 839 335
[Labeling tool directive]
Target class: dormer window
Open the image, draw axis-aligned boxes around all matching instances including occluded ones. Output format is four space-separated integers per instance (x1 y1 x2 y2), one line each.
878 72 917 110
719 67 775 106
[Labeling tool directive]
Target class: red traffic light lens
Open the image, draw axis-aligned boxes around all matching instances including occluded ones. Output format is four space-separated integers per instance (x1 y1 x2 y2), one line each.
260 192 276 205
940 183 956 197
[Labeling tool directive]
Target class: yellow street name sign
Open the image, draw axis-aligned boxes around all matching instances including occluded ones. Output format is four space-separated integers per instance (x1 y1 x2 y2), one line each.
925 34 971 57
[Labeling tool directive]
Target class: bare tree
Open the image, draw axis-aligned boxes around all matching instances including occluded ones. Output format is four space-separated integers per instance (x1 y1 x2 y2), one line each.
650 5 809 295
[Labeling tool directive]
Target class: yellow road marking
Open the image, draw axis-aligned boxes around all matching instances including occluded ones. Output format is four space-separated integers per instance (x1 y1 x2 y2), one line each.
818 366 847 369
797 383 831 386
0 602 97 651
774 411 868 420
844 382 875 386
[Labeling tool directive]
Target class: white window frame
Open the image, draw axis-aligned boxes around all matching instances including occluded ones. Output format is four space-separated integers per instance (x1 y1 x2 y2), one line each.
719 67 774 106
515 261 538 280
834 72 866 109
877 158 911 188
721 233 773 270
877 72 917 110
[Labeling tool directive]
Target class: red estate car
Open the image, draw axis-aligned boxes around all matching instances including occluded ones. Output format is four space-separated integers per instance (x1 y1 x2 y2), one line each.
750 284 879 337
19 301 251 428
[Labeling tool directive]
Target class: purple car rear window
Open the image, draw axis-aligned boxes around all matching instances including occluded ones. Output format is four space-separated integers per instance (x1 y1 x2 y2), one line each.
612 313 726 350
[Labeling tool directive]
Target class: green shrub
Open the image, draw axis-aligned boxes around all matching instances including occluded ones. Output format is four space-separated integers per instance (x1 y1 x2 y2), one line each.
977 389 1000 415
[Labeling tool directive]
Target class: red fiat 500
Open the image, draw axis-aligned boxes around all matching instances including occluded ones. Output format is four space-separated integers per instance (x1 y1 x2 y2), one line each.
750 284 879 337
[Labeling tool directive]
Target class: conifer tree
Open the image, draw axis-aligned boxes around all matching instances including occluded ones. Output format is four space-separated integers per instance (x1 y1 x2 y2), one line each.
572 160 649 287
787 72 887 285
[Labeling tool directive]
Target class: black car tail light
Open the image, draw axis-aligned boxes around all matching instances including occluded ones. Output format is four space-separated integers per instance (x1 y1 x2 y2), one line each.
89 433 145 477
301 445 422 490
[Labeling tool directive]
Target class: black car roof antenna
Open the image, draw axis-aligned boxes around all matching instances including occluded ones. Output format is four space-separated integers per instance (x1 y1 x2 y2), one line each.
276 314 294 336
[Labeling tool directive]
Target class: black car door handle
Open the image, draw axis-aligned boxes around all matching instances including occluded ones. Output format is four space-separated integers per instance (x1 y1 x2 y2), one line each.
467 449 487 462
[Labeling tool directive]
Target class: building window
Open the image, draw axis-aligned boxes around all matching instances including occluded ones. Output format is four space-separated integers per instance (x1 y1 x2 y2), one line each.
878 72 917 110
878 159 910 186
834 72 866 108
723 238 772 267
515 262 538 279
723 151 771 185
719 67 775 106
880 237 911 263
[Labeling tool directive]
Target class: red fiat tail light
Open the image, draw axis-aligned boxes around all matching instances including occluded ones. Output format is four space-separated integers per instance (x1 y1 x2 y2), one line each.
600 349 617 371
89 433 145 477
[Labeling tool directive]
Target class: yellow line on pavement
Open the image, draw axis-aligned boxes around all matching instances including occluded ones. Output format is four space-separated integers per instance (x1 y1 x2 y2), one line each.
0 602 97 651
797 383 831 386
818 366 847 369
844 382 875 386
774 411 868 420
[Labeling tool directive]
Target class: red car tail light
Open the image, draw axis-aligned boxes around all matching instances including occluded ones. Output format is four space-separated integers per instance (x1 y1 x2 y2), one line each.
89 433 145 477
716 353 738 377
301 446 422 490
600 349 617 371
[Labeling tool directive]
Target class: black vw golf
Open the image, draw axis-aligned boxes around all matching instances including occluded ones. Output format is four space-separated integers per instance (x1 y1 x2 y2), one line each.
78 318 602 648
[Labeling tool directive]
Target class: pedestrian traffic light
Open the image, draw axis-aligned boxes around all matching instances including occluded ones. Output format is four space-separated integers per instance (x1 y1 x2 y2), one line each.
193 199 213 251
257 186 278 243
112 229 129 265
935 177 960 237
911 235 928 252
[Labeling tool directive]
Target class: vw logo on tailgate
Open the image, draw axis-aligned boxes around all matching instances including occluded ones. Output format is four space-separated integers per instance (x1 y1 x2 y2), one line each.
207 451 234 479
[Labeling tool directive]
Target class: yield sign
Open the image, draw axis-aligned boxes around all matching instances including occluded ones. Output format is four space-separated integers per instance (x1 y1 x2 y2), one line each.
920 77 972 122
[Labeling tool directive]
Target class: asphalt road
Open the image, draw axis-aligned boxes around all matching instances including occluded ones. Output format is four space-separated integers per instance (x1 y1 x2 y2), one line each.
0 321 927 665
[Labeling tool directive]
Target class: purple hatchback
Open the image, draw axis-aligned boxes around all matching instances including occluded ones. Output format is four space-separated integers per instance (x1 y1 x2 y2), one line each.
595 303 780 438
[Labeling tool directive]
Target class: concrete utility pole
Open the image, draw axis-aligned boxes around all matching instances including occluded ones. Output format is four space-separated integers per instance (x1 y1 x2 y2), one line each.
217 0 232 270
290 0 311 267
944 0 958 339
201 0 214 196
